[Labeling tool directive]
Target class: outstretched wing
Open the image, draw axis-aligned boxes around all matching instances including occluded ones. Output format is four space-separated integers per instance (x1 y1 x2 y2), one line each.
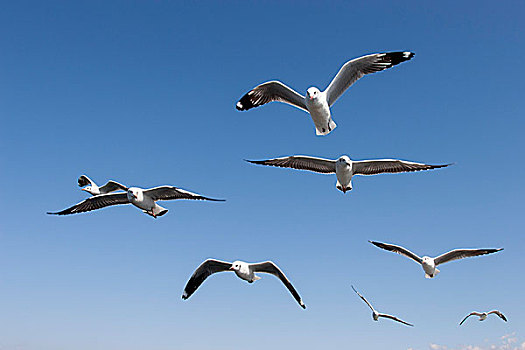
353 159 451 176
459 312 480 325
47 193 130 215
325 51 415 106
99 180 128 194
379 313 414 327
78 175 95 188
236 81 307 112
488 310 507 322
251 261 306 309
182 259 232 300
143 186 225 202
434 248 503 266
351 285 375 312
246 155 336 174
369 241 423 264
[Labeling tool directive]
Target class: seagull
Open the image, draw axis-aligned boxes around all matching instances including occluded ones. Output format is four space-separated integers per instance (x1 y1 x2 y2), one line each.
369 241 503 278
77 175 128 196
48 186 224 218
351 285 413 326
246 155 451 193
236 51 415 136
182 259 306 309
459 310 507 325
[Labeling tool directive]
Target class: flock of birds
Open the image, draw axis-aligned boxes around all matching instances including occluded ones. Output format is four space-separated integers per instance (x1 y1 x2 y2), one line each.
48 51 507 327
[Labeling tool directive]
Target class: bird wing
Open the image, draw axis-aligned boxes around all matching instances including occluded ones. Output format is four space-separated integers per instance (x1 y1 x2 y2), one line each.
99 180 128 194
352 159 451 176
250 261 306 309
434 248 503 266
236 81 307 112
78 175 95 188
246 155 336 174
378 313 414 327
369 241 422 264
47 193 130 215
351 285 375 312
182 259 232 300
324 51 415 106
488 310 507 322
143 186 225 202
459 312 481 325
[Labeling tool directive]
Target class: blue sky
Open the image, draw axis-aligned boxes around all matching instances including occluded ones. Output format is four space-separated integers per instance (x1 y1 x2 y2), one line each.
1 1 524 349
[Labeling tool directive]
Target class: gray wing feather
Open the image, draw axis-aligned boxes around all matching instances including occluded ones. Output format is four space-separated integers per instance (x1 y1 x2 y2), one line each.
351 285 375 312
434 248 503 266
99 181 128 194
459 312 479 325
379 313 414 327
325 51 415 106
182 259 232 300
78 175 95 188
236 81 307 112
143 186 225 202
369 241 423 264
246 156 336 174
353 159 451 176
488 310 507 322
47 193 130 215
250 261 306 309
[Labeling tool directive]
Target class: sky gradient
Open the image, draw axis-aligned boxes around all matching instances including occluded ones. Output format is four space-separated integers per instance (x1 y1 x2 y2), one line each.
1 1 524 349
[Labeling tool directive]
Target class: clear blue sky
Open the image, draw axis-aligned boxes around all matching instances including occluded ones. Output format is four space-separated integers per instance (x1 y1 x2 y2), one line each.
1 1 524 349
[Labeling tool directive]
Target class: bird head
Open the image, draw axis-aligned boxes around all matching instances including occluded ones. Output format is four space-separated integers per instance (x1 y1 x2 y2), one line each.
306 87 320 100
127 188 139 200
230 261 242 271
337 155 351 166
81 186 94 194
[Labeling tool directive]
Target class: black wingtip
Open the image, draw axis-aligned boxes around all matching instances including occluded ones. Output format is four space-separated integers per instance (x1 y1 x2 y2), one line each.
236 94 254 111
384 51 415 65
300 303 306 309
245 159 266 165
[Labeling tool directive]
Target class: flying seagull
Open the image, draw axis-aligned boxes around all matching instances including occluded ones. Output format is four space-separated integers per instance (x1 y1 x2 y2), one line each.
351 285 413 326
459 310 507 325
48 186 224 218
246 155 450 193
369 241 503 278
182 259 306 309
77 175 128 196
236 51 415 136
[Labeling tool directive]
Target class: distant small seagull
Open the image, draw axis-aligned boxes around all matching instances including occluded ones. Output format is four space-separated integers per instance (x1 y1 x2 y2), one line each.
246 155 450 193
351 285 413 327
369 241 503 278
182 259 306 309
459 310 507 325
48 186 224 218
236 51 414 136
77 175 128 196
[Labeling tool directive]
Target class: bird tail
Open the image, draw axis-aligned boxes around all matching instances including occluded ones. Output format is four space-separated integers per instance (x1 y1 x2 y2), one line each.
425 268 440 279
153 205 168 217
315 119 337 136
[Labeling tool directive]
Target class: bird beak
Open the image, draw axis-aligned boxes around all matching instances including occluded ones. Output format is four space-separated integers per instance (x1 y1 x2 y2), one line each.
81 188 87 192
229 266 234 270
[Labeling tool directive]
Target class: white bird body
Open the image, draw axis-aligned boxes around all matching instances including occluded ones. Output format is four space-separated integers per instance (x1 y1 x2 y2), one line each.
127 187 168 217
231 261 261 282
335 156 353 192
421 256 440 279
304 88 335 135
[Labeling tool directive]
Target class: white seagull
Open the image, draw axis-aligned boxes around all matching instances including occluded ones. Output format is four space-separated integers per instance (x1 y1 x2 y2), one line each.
246 155 451 193
77 175 128 196
459 310 507 325
369 241 503 278
236 51 415 135
48 186 224 218
351 285 413 326
182 259 306 309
